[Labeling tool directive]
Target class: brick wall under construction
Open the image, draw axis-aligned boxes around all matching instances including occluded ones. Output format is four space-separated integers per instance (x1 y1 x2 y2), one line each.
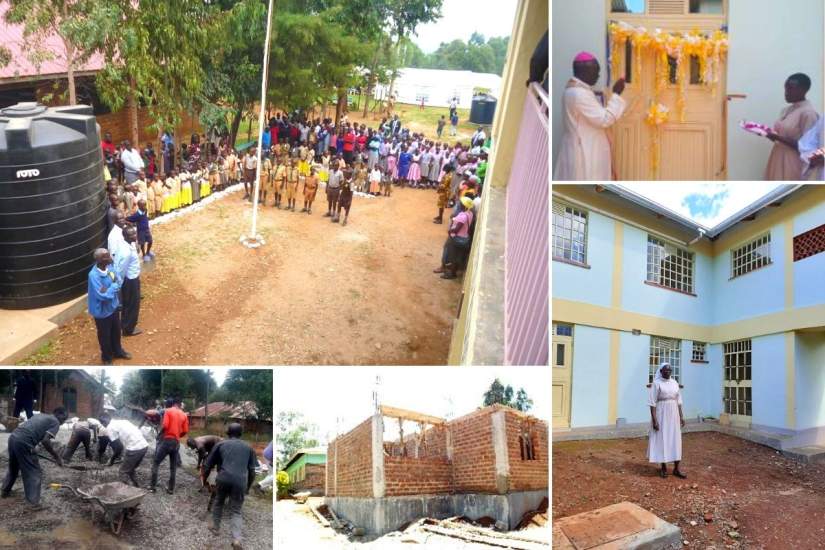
450 409 498 493
326 417 373 498
328 405 549 498
503 408 549 492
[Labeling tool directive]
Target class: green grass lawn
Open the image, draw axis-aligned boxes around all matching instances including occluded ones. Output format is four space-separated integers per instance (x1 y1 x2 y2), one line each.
346 95 479 141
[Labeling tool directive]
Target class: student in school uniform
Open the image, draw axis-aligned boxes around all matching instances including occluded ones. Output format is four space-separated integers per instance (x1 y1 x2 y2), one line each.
302 167 319 214
285 158 300 212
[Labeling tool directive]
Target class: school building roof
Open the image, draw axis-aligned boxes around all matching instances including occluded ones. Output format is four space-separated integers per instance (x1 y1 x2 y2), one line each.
0 6 104 83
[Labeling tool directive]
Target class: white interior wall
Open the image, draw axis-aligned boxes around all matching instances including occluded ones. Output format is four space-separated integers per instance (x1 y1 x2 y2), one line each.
726 0 824 180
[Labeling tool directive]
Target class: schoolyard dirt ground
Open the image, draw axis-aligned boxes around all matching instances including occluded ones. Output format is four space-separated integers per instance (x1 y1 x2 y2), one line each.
553 432 825 549
0 424 272 550
276 497 549 549
20 184 459 366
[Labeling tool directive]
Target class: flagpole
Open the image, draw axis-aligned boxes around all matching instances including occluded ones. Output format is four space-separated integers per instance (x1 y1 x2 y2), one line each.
241 0 275 248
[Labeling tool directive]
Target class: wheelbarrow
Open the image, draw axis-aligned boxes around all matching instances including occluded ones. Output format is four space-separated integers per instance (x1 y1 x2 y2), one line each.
50 482 149 535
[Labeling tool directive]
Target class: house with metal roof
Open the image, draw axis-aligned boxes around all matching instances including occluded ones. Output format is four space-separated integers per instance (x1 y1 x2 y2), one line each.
552 184 825 456
283 447 327 496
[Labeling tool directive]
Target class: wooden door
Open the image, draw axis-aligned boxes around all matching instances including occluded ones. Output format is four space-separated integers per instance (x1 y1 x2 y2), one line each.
552 323 573 429
607 0 728 180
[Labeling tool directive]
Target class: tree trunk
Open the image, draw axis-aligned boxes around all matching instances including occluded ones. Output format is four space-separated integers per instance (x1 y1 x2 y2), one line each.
66 49 77 105
334 89 347 126
128 77 139 146
386 34 404 112
229 106 243 148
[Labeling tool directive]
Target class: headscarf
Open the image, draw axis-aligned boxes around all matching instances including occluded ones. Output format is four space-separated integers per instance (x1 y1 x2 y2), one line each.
654 362 671 382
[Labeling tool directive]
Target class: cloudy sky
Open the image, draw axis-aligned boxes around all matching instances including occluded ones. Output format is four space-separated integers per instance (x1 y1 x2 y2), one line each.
84 368 229 393
276 367 549 445
619 183 785 227
411 0 518 53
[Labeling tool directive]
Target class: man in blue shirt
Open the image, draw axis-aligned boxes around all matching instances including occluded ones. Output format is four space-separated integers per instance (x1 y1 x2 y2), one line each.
115 226 143 337
88 248 131 365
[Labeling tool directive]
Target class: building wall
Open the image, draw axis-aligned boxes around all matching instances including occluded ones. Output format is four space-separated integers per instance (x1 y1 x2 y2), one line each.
292 463 326 495
41 373 102 419
551 0 606 170
570 325 612 428
326 417 373 498
551 210 615 308
793 202 825 309
711 221 786 325
383 457 453 496
503 410 549 492
795 332 825 431
726 0 824 180
620 224 713 324
750 332 790 430
450 411 497 493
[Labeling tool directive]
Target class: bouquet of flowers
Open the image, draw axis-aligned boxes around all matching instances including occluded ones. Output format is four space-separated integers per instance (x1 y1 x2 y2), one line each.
739 120 773 137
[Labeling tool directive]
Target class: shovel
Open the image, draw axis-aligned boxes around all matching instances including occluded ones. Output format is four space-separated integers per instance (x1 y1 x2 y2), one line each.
37 453 104 471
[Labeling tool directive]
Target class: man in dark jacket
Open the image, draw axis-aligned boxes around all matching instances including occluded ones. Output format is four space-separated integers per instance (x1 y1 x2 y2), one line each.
1 407 68 509
203 423 258 549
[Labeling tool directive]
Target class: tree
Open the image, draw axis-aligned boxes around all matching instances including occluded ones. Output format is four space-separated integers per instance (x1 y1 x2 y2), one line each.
482 378 533 412
77 0 216 145
276 411 319 469
4 0 96 105
222 370 273 421
198 0 266 147
383 0 443 107
408 34 510 75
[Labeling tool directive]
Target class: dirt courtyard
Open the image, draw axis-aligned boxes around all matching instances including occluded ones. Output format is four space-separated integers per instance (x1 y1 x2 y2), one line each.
553 432 825 548
23 185 459 365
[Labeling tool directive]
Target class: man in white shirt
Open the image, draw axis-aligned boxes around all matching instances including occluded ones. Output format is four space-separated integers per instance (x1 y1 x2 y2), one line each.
107 212 128 264
120 140 145 184
100 413 149 487
242 147 258 201
555 52 627 181
115 226 143 337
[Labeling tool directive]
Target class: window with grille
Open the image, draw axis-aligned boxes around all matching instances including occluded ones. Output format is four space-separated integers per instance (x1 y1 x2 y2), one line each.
723 339 752 416
646 236 695 294
552 323 573 337
692 341 707 362
649 336 681 383
731 233 771 278
552 202 588 265
793 223 825 262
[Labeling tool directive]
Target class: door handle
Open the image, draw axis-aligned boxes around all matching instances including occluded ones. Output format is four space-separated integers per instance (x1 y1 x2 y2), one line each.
727 94 747 101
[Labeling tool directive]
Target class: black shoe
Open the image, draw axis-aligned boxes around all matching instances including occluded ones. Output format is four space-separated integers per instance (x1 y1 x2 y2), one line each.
673 470 687 479
102 359 113 366
1 491 11 498
124 328 143 337
149 486 157 493
166 488 174 495
114 351 132 360
440 272 457 280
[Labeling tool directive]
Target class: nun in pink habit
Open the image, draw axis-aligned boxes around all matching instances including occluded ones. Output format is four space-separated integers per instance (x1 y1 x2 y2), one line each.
554 51 627 181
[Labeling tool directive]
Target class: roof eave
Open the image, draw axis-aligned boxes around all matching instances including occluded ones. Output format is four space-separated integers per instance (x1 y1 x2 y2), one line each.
704 184 804 238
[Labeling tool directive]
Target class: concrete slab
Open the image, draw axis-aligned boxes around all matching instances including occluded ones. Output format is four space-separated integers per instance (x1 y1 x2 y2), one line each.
782 446 825 464
553 502 681 550
0 295 87 365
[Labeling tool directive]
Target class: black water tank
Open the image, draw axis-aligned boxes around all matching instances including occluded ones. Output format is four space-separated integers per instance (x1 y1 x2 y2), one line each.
469 94 497 125
0 102 107 310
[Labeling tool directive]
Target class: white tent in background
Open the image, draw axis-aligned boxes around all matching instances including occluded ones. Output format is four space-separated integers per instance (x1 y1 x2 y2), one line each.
374 67 502 109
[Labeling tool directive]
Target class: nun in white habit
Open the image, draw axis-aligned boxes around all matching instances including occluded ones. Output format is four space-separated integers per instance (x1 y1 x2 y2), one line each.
648 362 686 478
